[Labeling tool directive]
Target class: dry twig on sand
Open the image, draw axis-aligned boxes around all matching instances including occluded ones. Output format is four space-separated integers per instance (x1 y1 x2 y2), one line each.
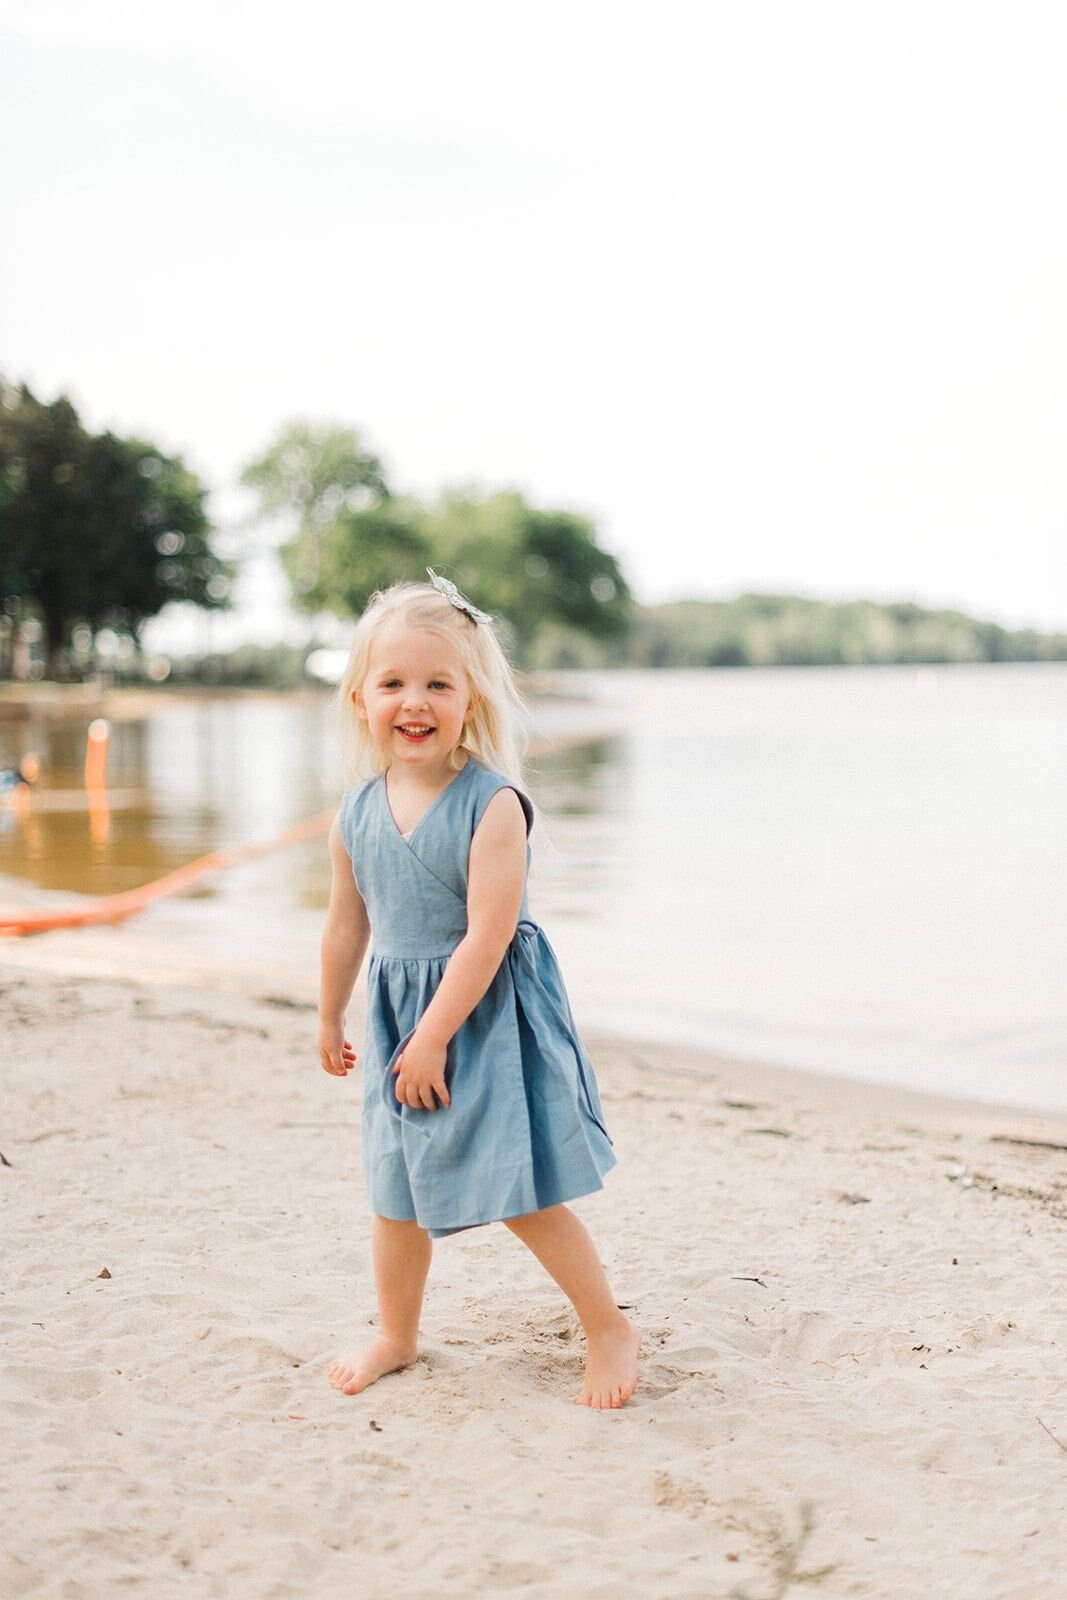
1035 1416 1067 1454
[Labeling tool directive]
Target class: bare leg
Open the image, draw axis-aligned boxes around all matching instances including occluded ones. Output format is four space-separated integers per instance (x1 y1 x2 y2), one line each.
504 1204 641 1409
328 1216 432 1395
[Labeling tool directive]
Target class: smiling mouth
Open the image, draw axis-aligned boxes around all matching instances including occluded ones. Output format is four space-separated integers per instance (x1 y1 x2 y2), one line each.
396 724 435 741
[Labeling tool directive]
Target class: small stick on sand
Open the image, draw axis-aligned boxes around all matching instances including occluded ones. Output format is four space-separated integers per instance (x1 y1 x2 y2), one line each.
1035 1416 1067 1453
990 1136 1067 1154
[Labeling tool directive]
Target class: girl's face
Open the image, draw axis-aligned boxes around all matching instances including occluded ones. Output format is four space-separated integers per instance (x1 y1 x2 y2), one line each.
354 623 473 773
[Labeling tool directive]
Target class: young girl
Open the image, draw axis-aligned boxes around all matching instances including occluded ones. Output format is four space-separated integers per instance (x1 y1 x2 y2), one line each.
318 570 641 1409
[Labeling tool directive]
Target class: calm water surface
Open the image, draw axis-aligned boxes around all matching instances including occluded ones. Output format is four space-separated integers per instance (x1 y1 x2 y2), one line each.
2 665 1065 1113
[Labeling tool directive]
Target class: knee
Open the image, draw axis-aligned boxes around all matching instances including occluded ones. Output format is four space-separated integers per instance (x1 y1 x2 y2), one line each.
374 1214 431 1238
503 1204 565 1234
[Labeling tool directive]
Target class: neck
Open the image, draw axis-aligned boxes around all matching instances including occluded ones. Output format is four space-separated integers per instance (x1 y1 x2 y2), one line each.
386 751 469 792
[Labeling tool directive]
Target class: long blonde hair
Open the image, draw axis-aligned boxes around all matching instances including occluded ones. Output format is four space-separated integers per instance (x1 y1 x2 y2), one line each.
336 580 529 786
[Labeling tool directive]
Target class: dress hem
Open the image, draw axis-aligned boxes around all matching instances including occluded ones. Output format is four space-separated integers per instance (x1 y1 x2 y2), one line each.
370 1157 618 1239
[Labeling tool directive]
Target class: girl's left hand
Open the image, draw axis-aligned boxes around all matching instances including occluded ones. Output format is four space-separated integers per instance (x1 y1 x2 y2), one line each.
393 1033 451 1111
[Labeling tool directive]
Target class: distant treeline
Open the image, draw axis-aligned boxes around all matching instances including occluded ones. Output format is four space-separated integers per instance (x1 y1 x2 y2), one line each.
525 593 1067 670
151 596 1067 687
5 380 1064 682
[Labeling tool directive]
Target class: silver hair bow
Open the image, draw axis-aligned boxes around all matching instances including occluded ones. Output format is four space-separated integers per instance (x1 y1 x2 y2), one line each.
426 567 493 626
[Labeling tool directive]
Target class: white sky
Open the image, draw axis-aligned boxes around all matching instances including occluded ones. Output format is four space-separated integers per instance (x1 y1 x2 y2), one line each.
3 0 1065 647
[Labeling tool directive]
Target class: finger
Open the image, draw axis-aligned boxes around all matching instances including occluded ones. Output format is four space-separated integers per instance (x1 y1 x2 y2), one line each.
418 1082 437 1111
434 1081 451 1108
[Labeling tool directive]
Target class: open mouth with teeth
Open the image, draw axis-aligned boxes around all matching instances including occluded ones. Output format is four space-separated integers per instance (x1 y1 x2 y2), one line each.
396 723 435 742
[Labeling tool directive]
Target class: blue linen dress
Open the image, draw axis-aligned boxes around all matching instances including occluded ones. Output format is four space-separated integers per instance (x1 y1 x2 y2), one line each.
338 756 616 1239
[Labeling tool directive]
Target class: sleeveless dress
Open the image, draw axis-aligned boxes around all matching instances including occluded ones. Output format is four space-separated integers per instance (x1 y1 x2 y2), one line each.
338 756 616 1239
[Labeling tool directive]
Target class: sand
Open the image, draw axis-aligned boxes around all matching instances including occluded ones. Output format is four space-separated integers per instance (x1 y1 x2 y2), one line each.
2 928 1066 1600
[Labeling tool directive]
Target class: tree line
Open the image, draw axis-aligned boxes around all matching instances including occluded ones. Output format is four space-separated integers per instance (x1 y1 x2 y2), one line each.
0 381 630 679
238 421 630 660
615 595 1067 670
2 376 1064 680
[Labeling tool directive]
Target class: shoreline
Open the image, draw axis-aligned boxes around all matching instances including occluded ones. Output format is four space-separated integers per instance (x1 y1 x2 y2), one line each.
0 674 598 724
6 678 1063 1133
3 919 1065 1141
0 681 334 722
613 1031 1067 1143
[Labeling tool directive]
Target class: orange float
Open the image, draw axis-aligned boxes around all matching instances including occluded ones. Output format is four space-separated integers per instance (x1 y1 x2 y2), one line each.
0 808 335 937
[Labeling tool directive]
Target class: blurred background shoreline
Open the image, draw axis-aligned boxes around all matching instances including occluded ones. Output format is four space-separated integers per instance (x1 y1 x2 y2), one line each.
4 660 1064 1118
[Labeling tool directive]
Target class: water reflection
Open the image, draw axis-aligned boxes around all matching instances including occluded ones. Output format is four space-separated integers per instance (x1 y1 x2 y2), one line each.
0 696 344 896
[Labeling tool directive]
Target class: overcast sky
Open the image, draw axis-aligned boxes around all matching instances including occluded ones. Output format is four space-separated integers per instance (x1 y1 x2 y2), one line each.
4 0 1065 647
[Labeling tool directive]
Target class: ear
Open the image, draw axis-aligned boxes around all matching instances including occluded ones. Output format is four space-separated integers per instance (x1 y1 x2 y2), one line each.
351 688 368 721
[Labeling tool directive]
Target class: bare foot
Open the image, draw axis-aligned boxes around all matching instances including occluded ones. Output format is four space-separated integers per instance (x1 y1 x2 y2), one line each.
575 1315 642 1409
327 1335 418 1396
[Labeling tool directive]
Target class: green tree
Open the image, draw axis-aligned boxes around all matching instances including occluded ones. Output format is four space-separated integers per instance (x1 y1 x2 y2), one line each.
309 499 432 615
414 488 631 658
0 378 230 677
86 433 232 635
0 385 91 675
239 419 390 611
239 419 634 660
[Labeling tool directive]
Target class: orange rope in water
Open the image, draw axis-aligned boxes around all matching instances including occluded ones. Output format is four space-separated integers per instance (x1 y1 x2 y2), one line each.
0 808 335 937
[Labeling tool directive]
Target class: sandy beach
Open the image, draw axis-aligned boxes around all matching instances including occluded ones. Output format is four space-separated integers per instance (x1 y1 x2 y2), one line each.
3 927 1066 1600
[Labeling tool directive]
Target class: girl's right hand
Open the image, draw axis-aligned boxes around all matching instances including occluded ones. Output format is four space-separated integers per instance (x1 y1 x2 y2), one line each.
319 1024 358 1077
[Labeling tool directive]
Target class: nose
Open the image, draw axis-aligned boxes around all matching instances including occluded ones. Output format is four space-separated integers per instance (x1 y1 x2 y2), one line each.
401 686 429 710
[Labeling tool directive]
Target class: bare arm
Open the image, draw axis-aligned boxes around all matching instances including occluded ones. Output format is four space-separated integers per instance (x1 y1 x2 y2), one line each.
392 787 528 1109
318 814 371 1076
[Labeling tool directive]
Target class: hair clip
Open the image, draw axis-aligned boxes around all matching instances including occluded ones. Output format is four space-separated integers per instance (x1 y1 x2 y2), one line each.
426 567 493 626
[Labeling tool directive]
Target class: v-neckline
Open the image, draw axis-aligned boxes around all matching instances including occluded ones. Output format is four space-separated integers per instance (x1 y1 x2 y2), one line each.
382 758 474 846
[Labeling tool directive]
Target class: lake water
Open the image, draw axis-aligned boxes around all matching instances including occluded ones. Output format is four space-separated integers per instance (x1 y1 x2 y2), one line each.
2 664 1065 1114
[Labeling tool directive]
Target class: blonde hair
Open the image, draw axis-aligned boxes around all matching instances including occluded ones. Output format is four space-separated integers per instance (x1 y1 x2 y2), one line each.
336 580 529 786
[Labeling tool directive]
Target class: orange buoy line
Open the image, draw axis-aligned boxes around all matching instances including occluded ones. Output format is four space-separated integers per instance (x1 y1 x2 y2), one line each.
0 808 336 937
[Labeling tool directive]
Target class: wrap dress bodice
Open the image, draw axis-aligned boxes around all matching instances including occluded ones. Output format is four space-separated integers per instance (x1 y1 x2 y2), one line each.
338 756 616 1239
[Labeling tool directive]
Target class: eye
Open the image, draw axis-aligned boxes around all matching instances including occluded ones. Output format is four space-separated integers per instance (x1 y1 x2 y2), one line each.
429 680 450 691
